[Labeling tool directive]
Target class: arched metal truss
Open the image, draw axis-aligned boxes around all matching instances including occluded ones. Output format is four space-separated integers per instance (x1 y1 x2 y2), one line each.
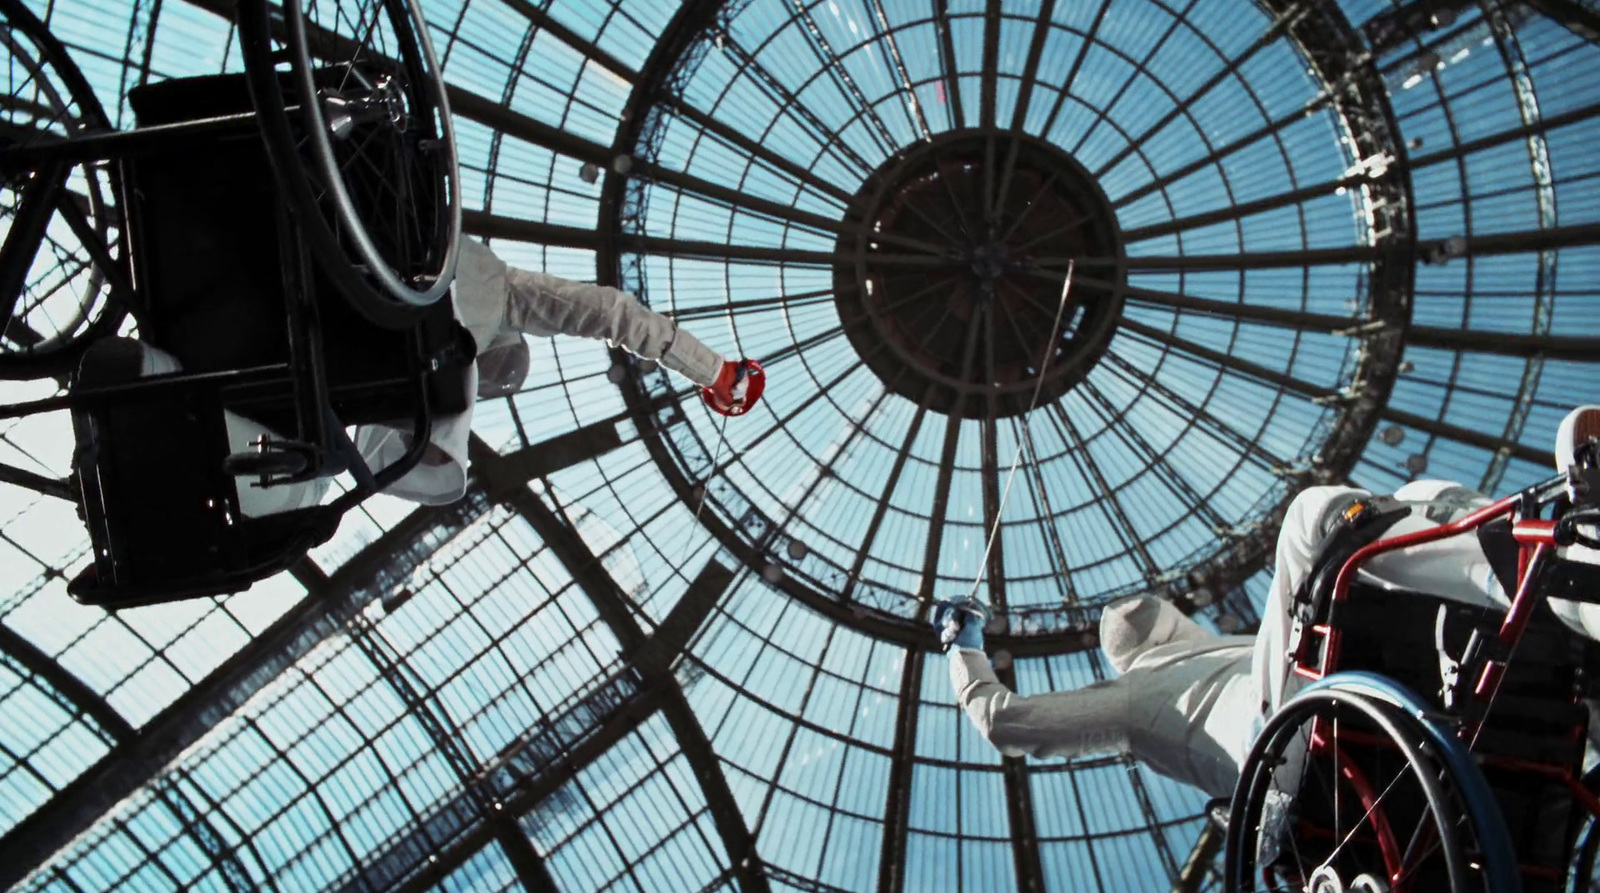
612 0 1412 640
0 0 1596 892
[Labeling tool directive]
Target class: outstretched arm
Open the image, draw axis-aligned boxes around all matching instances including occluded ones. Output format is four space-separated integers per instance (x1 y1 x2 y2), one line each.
501 266 725 386
949 649 1132 761
933 598 1131 761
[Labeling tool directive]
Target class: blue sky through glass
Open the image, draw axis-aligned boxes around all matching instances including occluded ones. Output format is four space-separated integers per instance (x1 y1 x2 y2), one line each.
0 0 1595 890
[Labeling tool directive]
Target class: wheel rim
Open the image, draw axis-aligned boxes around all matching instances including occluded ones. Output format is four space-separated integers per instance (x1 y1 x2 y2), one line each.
284 0 459 308
1227 689 1482 893
0 0 121 368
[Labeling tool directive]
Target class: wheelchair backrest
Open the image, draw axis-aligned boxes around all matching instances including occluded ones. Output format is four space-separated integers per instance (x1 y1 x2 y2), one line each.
121 73 471 426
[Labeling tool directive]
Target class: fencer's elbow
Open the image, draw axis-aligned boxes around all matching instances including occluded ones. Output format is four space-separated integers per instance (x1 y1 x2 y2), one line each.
962 690 1032 752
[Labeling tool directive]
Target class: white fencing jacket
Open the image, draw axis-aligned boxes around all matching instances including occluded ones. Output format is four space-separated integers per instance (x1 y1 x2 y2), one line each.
354 238 724 505
951 598 1258 799
243 238 724 509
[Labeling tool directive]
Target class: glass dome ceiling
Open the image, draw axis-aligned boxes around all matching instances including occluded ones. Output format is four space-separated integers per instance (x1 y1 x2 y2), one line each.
1 0 1597 891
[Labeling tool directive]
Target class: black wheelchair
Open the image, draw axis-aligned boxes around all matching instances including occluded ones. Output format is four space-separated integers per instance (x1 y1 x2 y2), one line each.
0 0 472 608
1225 442 1600 892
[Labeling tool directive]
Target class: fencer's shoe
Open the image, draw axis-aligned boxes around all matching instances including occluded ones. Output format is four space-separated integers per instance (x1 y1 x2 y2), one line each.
1556 405 1600 473
703 358 765 416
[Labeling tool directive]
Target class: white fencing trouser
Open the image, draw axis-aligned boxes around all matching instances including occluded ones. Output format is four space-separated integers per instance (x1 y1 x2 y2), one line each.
355 238 725 505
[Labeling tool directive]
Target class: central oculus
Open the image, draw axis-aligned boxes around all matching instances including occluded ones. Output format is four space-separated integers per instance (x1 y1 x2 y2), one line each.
833 132 1126 418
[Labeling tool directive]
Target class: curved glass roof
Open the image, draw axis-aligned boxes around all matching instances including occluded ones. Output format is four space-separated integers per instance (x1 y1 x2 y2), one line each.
1 0 1597 891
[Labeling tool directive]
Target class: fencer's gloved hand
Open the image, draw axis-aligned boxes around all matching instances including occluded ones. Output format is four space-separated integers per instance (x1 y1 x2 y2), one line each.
703 359 765 416
932 596 986 653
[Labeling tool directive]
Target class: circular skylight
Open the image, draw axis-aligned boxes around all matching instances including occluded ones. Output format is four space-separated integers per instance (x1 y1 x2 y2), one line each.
619 0 1409 640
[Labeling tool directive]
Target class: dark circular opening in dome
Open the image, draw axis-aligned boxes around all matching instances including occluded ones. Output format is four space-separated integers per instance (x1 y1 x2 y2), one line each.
833 131 1125 418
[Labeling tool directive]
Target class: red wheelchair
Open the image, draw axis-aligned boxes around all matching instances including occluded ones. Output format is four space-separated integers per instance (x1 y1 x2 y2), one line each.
1226 438 1600 892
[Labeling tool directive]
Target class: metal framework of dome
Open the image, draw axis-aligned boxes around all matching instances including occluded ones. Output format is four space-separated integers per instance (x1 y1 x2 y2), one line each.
0 0 1597 891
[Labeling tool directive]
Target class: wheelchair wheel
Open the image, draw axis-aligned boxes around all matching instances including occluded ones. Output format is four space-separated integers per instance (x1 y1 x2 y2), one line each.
0 0 128 379
1226 678 1518 893
237 0 460 330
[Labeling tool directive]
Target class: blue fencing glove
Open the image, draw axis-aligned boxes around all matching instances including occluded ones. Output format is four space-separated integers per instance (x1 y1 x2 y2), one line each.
932 596 987 652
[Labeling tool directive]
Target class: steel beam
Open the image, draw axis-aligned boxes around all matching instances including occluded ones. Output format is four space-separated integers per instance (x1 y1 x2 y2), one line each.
482 399 686 497
148 772 261 893
1118 280 1600 360
980 0 1001 130
875 652 921 893
469 209 947 267
1010 0 1055 134
1049 402 1160 579
933 0 965 128
1120 173 1367 243
1087 245 1386 270
500 0 636 80
1459 222 1600 256
0 622 132 744
1524 0 1600 44
1121 757 1180 882
1111 278 1356 332
666 285 848 323
1410 98 1600 169
842 396 930 603
0 493 490 891
449 87 613 168
347 613 560 893
463 210 603 250
1406 326 1600 361
1119 317 1549 466
1091 7 1303 181
669 99 857 205
1080 378 1230 532
0 462 73 501
866 0 933 141
995 664 1045 893
918 412 966 605
1035 0 1114 139
710 34 877 178
379 666 658 893
1113 88 1338 210
1101 352 1297 477
469 436 770 893
784 0 898 156
1171 802 1229 893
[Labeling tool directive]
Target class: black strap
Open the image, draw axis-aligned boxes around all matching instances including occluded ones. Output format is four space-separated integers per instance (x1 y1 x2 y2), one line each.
1294 496 1413 626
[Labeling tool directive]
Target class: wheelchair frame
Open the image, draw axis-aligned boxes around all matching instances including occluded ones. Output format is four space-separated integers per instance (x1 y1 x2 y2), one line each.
1234 455 1600 892
1296 473 1600 818
0 0 465 607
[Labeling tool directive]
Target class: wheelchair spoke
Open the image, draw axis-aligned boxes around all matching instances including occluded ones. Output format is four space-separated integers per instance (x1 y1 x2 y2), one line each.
1397 819 1446 884
18 251 92 322
1317 761 1410 875
336 0 383 95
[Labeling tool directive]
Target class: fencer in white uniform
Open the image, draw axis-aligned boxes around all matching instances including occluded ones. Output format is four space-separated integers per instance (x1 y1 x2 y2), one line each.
89 237 755 515
942 407 1600 799
351 237 732 505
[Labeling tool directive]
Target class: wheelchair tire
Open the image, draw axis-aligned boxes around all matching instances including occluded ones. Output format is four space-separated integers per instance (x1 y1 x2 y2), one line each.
1226 679 1519 893
0 0 129 379
237 0 460 330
